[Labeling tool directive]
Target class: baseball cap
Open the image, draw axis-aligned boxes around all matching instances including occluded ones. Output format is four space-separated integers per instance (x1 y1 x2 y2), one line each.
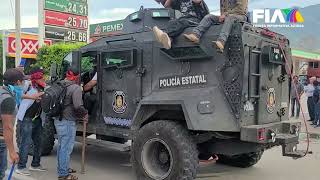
68 66 80 76
3 68 28 84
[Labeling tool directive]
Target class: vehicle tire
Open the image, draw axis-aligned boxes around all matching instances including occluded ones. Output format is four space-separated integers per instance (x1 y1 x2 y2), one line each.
131 120 198 180
40 120 55 156
217 151 264 168
16 120 55 156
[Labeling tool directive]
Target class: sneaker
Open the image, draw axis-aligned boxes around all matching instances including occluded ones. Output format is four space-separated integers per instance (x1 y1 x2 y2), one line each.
16 168 31 176
153 26 164 43
153 26 171 49
183 33 200 44
160 33 171 49
213 40 225 53
29 165 47 172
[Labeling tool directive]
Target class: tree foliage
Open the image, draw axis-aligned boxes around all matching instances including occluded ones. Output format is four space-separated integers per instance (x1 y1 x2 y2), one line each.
36 42 92 75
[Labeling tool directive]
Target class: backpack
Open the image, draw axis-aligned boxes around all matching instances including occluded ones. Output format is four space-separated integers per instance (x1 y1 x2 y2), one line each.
40 81 72 118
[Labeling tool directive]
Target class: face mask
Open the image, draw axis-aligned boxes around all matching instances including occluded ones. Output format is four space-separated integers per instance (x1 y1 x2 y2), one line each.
8 85 24 106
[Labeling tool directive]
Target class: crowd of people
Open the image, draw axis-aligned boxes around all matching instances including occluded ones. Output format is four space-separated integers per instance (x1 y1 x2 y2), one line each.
0 67 87 180
291 76 320 128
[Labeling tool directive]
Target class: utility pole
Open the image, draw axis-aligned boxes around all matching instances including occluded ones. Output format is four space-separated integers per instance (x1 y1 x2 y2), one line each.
15 0 21 67
38 0 45 47
2 30 6 74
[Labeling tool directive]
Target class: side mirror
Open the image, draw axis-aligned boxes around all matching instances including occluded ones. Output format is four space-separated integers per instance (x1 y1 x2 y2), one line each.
50 63 57 81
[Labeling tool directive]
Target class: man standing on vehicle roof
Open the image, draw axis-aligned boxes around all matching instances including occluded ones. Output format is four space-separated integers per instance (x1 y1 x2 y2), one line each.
184 0 248 53
0 69 24 180
55 67 88 180
153 0 209 49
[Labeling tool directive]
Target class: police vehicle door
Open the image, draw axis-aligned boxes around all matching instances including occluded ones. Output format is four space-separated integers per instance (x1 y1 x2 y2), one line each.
98 44 142 131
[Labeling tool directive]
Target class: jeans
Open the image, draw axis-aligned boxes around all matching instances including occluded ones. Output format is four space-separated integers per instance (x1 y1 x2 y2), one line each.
54 119 76 177
193 14 247 42
193 14 220 38
0 140 7 180
307 97 315 121
291 97 300 117
17 117 42 169
166 16 200 38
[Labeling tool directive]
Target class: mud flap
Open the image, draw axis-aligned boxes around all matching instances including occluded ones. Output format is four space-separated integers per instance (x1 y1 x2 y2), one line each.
276 133 305 159
281 143 305 159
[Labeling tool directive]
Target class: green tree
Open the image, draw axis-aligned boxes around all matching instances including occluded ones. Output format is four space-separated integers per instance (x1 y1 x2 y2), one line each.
36 42 92 75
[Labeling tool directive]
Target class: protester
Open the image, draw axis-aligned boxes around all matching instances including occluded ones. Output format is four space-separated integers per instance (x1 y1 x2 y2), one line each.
15 67 47 176
153 0 209 49
0 69 24 180
15 67 44 104
184 0 248 53
55 67 88 180
290 75 304 118
304 77 317 122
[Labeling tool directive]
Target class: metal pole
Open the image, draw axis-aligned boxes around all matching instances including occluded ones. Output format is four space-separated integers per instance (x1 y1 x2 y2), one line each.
81 120 87 174
2 30 6 74
15 0 21 67
38 0 45 47
87 0 90 43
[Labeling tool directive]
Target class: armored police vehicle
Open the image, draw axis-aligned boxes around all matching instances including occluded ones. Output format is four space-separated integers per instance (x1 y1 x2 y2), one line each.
46 7 303 180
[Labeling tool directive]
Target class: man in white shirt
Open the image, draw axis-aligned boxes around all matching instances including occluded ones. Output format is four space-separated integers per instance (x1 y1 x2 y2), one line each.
84 72 97 92
305 76 316 121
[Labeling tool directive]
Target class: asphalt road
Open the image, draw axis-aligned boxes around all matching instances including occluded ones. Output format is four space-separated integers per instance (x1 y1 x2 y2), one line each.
5 134 319 180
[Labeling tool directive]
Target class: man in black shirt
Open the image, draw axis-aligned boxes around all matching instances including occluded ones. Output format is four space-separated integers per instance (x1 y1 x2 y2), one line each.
0 69 26 180
15 67 47 176
55 67 88 180
153 0 209 49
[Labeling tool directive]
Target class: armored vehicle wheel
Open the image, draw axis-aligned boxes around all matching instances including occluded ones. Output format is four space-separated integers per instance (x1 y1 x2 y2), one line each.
217 151 264 168
16 120 55 156
132 120 198 180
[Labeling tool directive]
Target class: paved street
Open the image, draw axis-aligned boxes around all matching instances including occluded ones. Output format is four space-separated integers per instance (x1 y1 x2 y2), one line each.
4 135 319 180
4 94 320 180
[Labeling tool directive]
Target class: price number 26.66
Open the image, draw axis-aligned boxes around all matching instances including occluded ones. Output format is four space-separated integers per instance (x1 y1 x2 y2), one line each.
67 31 87 42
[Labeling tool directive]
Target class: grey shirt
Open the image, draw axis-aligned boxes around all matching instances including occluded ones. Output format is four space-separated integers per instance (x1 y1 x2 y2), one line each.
0 88 17 138
62 80 85 121
291 82 304 98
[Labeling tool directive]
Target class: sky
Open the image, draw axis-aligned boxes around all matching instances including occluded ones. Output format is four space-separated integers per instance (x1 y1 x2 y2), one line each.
0 0 319 29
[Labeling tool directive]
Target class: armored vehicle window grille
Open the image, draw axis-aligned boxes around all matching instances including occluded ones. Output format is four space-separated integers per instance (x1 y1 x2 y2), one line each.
221 35 244 117
161 46 210 60
102 49 136 69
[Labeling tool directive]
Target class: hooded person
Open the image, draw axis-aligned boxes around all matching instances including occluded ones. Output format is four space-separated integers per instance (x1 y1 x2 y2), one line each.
55 67 88 180
15 67 47 176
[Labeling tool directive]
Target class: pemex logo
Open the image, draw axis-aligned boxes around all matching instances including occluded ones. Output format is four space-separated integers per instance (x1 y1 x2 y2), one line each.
282 8 304 23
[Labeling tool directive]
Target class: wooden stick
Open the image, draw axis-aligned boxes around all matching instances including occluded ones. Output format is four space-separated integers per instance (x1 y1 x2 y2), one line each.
81 120 87 174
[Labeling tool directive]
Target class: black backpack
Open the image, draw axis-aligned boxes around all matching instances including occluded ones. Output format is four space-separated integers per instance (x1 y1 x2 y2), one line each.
41 81 71 118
